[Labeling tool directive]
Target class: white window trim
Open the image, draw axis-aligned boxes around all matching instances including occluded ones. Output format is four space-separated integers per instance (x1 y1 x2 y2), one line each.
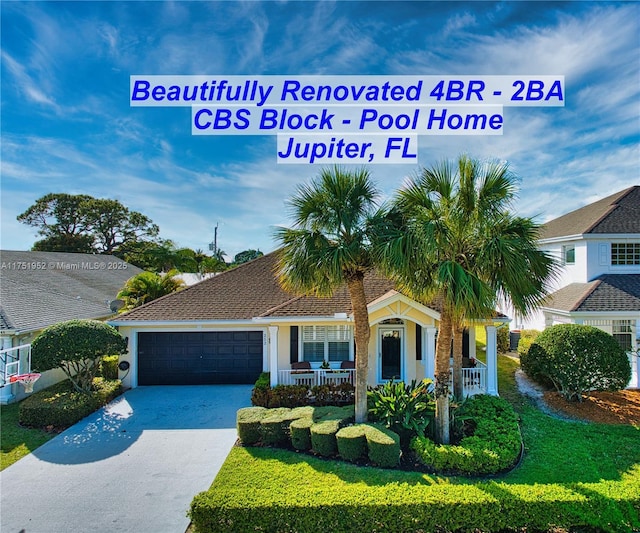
299 325 353 365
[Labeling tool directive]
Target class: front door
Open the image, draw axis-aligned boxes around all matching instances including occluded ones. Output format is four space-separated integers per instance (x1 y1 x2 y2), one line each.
380 327 403 381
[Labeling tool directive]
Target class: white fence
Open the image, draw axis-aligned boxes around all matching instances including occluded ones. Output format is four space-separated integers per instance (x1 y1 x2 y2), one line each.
278 369 354 387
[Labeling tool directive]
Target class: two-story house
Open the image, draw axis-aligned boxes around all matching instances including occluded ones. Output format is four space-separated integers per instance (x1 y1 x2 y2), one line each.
512 186 639 388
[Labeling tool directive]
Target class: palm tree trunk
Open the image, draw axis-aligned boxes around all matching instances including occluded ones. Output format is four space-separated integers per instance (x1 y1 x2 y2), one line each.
347 275 370 424
434 309 453 444
453 323 464 399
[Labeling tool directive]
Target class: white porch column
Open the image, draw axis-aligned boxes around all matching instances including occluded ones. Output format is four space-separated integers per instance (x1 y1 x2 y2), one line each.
468 327 477 359
485 325 498 396
269 326 279 387
424 326 436 380
0 336 15 404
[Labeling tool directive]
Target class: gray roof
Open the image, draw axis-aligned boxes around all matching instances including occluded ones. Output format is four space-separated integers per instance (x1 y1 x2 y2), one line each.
0 251 143 334
543 274 640 313
540 186 640 240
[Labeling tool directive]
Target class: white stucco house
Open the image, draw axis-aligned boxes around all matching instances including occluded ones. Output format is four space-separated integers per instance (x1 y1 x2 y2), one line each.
0 250 142 403
510 186 640 388
109 251 508 396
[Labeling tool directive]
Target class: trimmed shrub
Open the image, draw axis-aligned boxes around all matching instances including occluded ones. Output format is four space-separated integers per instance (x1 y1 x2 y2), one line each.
311 382 355 406
19 378 122 429
260 408 293 446
313 404 354 422
99 355 119 379
363 424 401 468
521 324 631 401
411 395 521 475
310 419 341 457
31 319 128 393
251 373 271 407
236 407 268 445
268 384 310 408
290 417 314 451
336 424 367 462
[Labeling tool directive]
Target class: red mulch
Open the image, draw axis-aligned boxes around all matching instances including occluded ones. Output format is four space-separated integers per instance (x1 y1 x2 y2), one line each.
543 389 640 425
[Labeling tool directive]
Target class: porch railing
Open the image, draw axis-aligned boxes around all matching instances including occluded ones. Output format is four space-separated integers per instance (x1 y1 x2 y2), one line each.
278 369 355 387
452 360 487 396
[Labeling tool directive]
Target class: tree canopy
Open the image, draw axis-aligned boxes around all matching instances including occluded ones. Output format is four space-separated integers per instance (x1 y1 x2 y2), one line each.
18 193 159 255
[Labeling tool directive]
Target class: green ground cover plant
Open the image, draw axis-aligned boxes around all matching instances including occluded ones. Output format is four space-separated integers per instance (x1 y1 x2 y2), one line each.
190 355 640 532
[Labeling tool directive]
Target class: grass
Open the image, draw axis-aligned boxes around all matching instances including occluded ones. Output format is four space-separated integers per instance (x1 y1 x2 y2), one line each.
0 401 55 470
191 355 640 532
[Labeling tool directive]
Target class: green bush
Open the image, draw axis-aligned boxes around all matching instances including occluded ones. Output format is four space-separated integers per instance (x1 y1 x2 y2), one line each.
497 326 510 354
310 419 341 457
251 373 271 407
31 320 127 393
310 382 354 405
517 329 541 358
236 407 268 445
521 324 631 401
260 408 294 446
363 424 401 468
336 425 367 462
367 379 434 446
99 355 119 380
19 378 122 429
290 417 313 450
268 385 310 408
411 395 521 475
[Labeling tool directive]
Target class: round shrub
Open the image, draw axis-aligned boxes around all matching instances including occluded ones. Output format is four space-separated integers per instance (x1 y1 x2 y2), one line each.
521 324 631 401
31 320 128 393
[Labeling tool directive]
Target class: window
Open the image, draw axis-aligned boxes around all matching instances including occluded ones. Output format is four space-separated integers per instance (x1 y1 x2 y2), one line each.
611 243 640 265
302 325 351 362
612 320 633 352
562 244 575 265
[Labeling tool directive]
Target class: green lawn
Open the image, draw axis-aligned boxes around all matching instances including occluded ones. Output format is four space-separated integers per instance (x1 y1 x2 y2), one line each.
0 401 54 470
190 355 640 532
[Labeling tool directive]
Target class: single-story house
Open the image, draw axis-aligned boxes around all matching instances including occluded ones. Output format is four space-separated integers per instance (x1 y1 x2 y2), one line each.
109 251 508 396
0 250 142 402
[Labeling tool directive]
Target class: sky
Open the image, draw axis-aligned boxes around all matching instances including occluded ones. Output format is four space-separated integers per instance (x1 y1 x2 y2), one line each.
1 1 639 260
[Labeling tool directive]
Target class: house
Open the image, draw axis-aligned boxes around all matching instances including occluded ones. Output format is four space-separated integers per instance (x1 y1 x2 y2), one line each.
511 186 640 388
0 250 143 402
109 251 508 395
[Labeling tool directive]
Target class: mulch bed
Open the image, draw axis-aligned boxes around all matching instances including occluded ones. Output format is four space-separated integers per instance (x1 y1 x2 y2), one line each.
542 389 640 425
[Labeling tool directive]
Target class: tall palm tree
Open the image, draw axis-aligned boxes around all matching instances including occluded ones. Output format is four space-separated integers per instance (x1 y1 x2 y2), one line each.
275 167 381 423
117 269 185 311
376 155 555 443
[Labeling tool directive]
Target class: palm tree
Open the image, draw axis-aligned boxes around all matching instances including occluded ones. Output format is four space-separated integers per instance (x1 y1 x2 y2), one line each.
376 155 555 443
117 269 185 311
275 167 381 423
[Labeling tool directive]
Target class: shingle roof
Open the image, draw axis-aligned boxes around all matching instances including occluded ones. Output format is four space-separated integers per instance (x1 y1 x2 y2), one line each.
542 274 640 312
540 186 640 240
0 250 143 333
115 251 401 321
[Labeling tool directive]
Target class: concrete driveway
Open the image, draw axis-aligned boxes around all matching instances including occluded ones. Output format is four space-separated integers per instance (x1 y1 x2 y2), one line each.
0 385 251 533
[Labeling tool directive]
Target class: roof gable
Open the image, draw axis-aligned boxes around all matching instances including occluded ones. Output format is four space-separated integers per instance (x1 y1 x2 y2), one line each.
540 186 639 240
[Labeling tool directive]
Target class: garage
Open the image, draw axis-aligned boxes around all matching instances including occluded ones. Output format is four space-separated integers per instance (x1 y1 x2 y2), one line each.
137 331 264 385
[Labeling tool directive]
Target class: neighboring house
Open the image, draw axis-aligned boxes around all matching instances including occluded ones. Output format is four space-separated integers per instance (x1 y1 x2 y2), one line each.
109 251 508 396
511 186 640 388
0 250 142 402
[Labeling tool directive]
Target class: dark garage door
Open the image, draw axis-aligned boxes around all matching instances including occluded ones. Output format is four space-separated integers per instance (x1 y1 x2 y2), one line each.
137 331 264 385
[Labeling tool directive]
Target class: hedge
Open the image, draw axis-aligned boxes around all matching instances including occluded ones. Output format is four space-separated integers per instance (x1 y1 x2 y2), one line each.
250 374 355 408
364 424 401 468
336 425 367 462
236 407 267 445
19 378 122 429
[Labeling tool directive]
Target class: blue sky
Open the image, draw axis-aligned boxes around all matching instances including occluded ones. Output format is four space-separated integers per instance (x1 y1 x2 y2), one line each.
2 1 639 259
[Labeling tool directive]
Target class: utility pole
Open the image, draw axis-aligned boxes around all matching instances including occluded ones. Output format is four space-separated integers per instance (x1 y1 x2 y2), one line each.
209 223 219 257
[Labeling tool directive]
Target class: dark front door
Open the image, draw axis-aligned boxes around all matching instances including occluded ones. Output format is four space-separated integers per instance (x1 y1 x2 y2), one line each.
380 328 402 380
137 331 263 385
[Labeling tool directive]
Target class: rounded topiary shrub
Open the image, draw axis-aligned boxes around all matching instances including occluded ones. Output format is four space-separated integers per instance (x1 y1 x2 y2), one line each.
521 324 631 401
